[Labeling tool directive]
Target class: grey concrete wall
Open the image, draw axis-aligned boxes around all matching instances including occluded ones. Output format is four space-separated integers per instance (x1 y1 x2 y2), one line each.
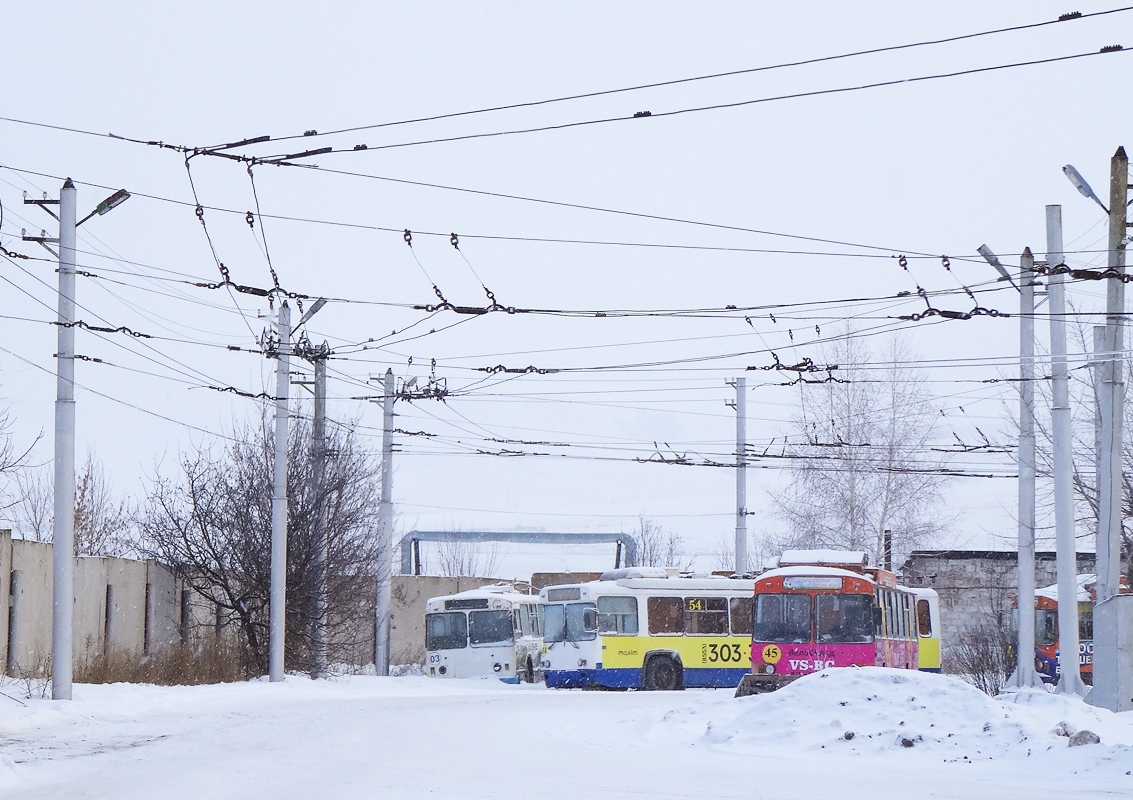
8 539 54 675
147 559 181 653
900 549 1099 655
2 534 515 675
4 538 185 676
105 557 148 656
0 530 11 672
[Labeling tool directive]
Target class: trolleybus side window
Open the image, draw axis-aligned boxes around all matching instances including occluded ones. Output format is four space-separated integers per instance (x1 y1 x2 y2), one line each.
469 610 514 645
916 598 932 636
753 593 811 643
684 597 728 635
729 596 753 636
1079 609 1093 642
815 593 874 643
597 596 638 635
426 612 468 650
647 596 684 634
533 604 544 637
1035 608 1057 646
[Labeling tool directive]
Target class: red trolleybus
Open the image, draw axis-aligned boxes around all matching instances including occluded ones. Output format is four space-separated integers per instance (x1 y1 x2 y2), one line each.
736 551 919 695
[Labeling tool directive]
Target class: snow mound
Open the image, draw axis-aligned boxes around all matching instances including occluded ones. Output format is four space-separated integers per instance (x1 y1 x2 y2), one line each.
647 667 1133 767
709 668 1029 759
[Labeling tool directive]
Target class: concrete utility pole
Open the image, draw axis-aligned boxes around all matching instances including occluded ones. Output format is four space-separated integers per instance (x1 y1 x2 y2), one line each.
1015 248 1042 688
1089 147 1132 712
978 242 1043 688
309 356 329 680
734 376 748 574
22 182 128 700
269 302 292 682
53 180 77 700
1098 146 1128 602
375 368 394 675
1047 205 1087 695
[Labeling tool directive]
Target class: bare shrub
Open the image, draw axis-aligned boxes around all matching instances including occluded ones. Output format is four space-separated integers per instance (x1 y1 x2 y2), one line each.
75 639 245 686
945 622 1013 696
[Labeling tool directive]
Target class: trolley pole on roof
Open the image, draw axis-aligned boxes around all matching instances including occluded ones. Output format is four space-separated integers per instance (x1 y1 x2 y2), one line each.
1047 205 1087 696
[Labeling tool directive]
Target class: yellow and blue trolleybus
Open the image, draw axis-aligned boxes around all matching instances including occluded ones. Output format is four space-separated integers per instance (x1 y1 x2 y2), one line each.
539 568 756 690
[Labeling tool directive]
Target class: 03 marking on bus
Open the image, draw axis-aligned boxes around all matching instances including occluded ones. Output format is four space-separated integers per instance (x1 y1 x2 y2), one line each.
761 644 782 664
700 643 744 664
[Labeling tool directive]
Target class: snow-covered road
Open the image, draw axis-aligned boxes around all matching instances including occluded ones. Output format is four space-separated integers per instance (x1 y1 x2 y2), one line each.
0 669 1130 799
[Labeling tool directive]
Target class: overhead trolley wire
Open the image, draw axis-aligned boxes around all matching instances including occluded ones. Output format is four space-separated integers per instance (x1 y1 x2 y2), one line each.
210 8 1128 146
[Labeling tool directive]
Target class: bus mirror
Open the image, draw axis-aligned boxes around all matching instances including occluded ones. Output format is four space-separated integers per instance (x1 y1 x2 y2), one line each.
583 608 598 632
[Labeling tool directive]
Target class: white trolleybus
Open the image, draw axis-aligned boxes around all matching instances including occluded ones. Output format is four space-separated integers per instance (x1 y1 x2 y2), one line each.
425 586 545 683
539 568 756 690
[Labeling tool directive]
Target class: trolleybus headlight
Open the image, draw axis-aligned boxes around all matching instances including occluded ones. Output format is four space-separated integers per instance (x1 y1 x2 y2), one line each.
763 664 776 675
493 663 502 673
438 666 446 675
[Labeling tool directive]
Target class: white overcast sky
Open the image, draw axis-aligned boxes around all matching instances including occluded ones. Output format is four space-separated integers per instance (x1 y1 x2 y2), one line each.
0 1 1130 570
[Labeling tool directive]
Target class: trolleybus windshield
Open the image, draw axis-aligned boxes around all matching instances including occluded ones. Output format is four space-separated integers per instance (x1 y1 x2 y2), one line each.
753 593 811 643
815 593 874 643
544 602 597 643
468 610 514 646
425 612 468 650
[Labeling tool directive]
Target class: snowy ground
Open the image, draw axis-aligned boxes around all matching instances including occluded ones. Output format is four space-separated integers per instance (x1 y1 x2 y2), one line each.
0 668 1130 799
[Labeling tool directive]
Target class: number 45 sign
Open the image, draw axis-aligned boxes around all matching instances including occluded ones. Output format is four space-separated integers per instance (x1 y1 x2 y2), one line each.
761 644 782 664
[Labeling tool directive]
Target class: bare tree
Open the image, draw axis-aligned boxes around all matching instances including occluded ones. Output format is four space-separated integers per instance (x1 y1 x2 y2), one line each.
9 466 53 542
74 455 129 556
431 529 500 578
7 456 129 555
771 334 950 565
633 516 692 569
136 410 383 675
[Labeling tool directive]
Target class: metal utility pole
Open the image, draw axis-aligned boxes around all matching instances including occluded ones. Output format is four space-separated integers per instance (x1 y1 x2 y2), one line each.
53 180 77 700
375 368 394 675
309 356 329 679
1015 248 1042 688
1047 205 1087 695
734 376 748 574
269 302 292 682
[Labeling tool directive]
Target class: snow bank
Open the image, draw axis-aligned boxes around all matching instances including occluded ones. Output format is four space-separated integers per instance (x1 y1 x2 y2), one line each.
645 667 1133 772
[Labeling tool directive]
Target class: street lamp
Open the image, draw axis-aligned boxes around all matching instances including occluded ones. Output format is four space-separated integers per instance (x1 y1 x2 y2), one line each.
1063 165 1109 214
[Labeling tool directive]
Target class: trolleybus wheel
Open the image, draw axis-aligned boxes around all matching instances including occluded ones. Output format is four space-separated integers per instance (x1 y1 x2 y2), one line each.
643 655 683 691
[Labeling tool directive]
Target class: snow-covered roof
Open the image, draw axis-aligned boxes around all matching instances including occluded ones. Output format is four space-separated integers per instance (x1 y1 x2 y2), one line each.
1034 574 1096 604
426 584 540 605
777 550 869 570
756 565 871 582
598 567 669 581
